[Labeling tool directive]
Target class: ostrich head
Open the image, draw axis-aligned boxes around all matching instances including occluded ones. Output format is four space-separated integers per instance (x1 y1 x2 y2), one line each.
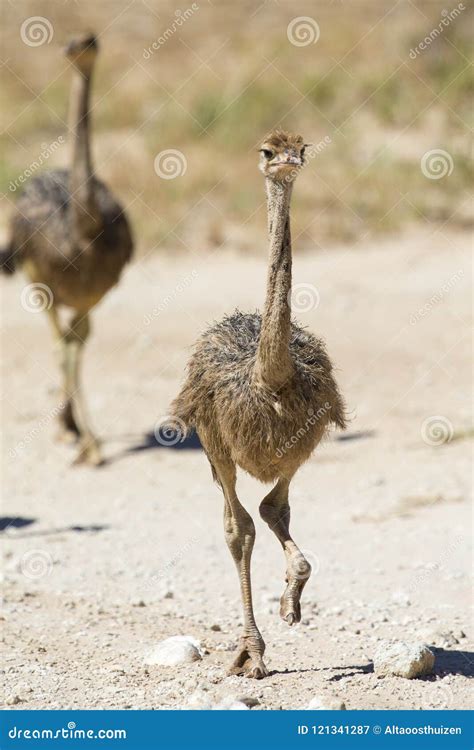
259 130 307 182
65 33 99 75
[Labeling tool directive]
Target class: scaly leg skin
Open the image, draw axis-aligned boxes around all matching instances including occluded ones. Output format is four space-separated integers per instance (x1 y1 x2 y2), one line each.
65 312 103 466
260 477 312 626
213 457 269 679
47 307 81 443
228 634 268 680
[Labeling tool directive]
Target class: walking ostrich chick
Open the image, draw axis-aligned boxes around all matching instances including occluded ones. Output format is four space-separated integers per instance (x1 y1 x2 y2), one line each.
1 34 133 465
171 130 346 678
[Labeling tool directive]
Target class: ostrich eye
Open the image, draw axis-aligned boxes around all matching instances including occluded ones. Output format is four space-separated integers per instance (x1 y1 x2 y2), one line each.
261 148 273 159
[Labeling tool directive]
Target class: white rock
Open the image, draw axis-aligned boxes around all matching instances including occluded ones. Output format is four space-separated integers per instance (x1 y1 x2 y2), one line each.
144 636 203 667
307 696 346 710
185 692 250 710
373 641 434 679
185 690 213 710
6 695 22 706
214 697 249 710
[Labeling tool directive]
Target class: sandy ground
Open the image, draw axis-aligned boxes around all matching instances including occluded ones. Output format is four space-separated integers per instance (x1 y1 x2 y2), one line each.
1 228 472 710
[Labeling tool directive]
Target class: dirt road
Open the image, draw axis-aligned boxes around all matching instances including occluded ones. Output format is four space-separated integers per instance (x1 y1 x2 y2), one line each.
1 228 472 709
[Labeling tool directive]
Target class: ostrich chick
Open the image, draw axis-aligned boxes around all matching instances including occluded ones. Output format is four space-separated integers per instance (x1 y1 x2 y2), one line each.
1 34 133 465
171 130 346 678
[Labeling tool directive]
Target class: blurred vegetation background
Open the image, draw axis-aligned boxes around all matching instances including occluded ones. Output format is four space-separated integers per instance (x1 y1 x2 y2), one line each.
1 0 473 254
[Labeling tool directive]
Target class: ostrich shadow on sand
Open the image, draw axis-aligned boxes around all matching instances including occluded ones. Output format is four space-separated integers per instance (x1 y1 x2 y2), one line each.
0 516 108 538
102 427 203 464
101 427 373 466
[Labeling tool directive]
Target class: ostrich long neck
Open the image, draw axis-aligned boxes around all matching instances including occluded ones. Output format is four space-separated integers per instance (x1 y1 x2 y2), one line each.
255 178 294 389
69 69 101 238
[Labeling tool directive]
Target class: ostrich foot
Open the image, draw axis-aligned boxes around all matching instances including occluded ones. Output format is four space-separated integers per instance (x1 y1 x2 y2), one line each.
227 636 269 679
280 554 311 626
55 401 80 444
73 436 104 467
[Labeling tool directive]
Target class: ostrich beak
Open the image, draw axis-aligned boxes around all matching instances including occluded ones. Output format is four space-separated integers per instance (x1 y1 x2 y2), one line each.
286 155 302 165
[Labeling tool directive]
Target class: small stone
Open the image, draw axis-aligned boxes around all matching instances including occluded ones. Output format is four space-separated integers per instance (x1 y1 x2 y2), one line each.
6 695 22 705
186 690 212 710
373 641 434 679
210 624 221 632
144 636 203 667
236 695 260 708
307 695 346 710
214 696 249 710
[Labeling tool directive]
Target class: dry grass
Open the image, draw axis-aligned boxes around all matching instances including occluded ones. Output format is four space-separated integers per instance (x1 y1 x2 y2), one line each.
1 0 473 254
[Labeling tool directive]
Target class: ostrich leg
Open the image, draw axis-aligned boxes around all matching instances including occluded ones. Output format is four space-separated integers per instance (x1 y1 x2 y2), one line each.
64 312 102 466
260 477 312 625
47 307 80 441
213 457 268 679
